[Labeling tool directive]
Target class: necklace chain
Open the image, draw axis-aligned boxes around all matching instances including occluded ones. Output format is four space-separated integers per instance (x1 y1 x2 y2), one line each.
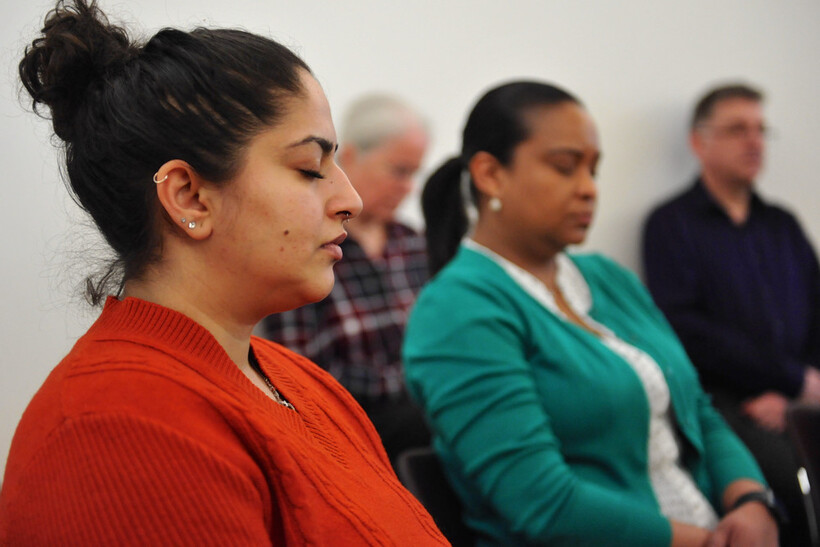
259 375 295 410
249 353 295 411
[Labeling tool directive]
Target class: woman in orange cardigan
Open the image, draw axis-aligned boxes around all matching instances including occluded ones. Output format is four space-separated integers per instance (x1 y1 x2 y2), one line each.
0 1 447 545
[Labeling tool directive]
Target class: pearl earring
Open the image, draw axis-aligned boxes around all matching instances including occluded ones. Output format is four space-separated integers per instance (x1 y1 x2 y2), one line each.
489 197 502 212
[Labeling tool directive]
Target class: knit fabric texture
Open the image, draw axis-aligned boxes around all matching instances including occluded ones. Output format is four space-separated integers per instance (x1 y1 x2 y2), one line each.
0 297 447 546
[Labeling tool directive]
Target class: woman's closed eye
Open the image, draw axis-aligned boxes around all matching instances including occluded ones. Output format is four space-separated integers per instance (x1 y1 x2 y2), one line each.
543 150 582 175
552 162 577 176
548 156 580 176
546 150 599 178
299 168 325 180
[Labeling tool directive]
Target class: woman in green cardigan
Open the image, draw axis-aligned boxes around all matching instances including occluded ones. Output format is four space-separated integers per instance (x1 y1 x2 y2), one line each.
402 81 779 546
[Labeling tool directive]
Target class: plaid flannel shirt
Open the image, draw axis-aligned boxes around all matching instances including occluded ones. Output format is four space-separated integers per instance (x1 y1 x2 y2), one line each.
262 222 428 399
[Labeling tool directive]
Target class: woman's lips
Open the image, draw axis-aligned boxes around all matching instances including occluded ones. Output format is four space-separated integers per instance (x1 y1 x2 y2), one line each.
322 232 347 260
575 212 594 226
329 233 348 246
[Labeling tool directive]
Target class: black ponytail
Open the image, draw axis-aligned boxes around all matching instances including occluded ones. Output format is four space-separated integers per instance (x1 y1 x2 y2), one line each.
422 157 468 276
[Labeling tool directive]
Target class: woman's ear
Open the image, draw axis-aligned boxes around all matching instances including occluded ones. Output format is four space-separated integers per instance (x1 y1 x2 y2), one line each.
468 151 505 199
153 160 213 240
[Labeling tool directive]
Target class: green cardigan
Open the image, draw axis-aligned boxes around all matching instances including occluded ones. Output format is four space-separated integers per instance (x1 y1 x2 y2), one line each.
402 247 765 546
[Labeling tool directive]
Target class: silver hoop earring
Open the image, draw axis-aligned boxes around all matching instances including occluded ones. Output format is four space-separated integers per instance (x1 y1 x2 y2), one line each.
489 197 502 212
153 172 168 184
188 221 196 229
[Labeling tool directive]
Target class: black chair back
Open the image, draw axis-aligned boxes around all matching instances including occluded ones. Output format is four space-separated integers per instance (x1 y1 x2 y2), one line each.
787 403 820 546
395 446 476 547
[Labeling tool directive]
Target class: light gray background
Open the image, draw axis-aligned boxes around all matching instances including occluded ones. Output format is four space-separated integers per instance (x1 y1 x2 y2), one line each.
2 0 819 475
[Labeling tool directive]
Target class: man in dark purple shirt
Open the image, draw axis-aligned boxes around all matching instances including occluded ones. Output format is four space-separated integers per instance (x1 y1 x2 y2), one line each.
643 83 820 544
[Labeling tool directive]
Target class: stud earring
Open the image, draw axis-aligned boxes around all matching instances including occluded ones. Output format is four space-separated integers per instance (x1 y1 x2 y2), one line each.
489 197 502 212
153 172 168 184
188 221 197 229
180 218 186 224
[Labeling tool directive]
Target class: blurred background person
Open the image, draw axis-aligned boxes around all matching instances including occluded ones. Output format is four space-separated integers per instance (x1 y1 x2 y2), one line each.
0 2 447 544
262 94 431 464
404 80 778 545
643 83 818 545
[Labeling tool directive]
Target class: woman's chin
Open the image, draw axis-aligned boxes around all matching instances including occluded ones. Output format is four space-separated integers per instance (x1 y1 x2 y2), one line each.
267 277 335 315
303 277 336 305
568 228 591 246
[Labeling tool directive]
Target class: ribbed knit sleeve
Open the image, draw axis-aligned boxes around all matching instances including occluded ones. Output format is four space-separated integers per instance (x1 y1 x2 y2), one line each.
1 413 272 546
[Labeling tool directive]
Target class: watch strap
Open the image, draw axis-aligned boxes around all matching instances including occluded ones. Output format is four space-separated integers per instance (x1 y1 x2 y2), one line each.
731 489 788 525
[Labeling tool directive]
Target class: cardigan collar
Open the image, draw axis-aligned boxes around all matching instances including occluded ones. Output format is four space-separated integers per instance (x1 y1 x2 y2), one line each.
462 239 592 318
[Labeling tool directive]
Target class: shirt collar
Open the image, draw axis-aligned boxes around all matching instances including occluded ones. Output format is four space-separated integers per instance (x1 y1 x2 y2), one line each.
462 239 592 316
691 177 765 222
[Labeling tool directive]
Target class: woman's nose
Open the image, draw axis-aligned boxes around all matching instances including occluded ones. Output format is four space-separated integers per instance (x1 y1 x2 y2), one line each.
332 163 363 219
578 170 597 200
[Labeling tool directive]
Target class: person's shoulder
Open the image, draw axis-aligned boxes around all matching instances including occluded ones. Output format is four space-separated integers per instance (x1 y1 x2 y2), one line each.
568 252 632 278
252 336 310 365
756 194 803 225
568 252 644 291
56 337 231 414
567 252 662 317
252 336 336 385
413 246 537 327
8 338 244 477
751 194 816 247
646 181 700 222
422 246 507 294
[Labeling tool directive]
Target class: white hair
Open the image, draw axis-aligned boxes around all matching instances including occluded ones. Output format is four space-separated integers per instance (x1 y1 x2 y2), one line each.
340 94 427 153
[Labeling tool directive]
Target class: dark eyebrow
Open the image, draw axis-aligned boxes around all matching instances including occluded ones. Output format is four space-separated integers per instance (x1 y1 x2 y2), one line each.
287 135 338 155
546 148 600 160
545 148 584 156
544 148 602 166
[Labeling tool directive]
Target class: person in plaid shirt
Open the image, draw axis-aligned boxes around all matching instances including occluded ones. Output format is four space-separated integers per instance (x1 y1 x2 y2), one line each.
262 94 431 463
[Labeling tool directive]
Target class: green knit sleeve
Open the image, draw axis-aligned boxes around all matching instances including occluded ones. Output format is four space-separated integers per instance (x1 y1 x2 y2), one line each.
403 269 672 545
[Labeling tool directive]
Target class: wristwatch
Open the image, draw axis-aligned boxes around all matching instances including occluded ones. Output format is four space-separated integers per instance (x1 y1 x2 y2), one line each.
731 489 788 524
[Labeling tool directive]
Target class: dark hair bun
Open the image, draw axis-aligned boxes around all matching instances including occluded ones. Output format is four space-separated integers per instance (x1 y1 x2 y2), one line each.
19 0 309 304
19 0 138 142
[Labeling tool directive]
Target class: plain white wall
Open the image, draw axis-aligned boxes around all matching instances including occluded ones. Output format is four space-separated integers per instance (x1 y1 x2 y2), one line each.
2 0 819 475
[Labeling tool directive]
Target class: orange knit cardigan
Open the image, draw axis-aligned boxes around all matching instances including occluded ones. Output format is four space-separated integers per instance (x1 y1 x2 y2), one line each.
0 297 447 546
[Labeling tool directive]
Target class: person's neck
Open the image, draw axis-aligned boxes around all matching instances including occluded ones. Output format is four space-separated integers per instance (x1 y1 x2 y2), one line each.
471 222 560 288
701 172 753 225
347 215 389 259
122 263 254 371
